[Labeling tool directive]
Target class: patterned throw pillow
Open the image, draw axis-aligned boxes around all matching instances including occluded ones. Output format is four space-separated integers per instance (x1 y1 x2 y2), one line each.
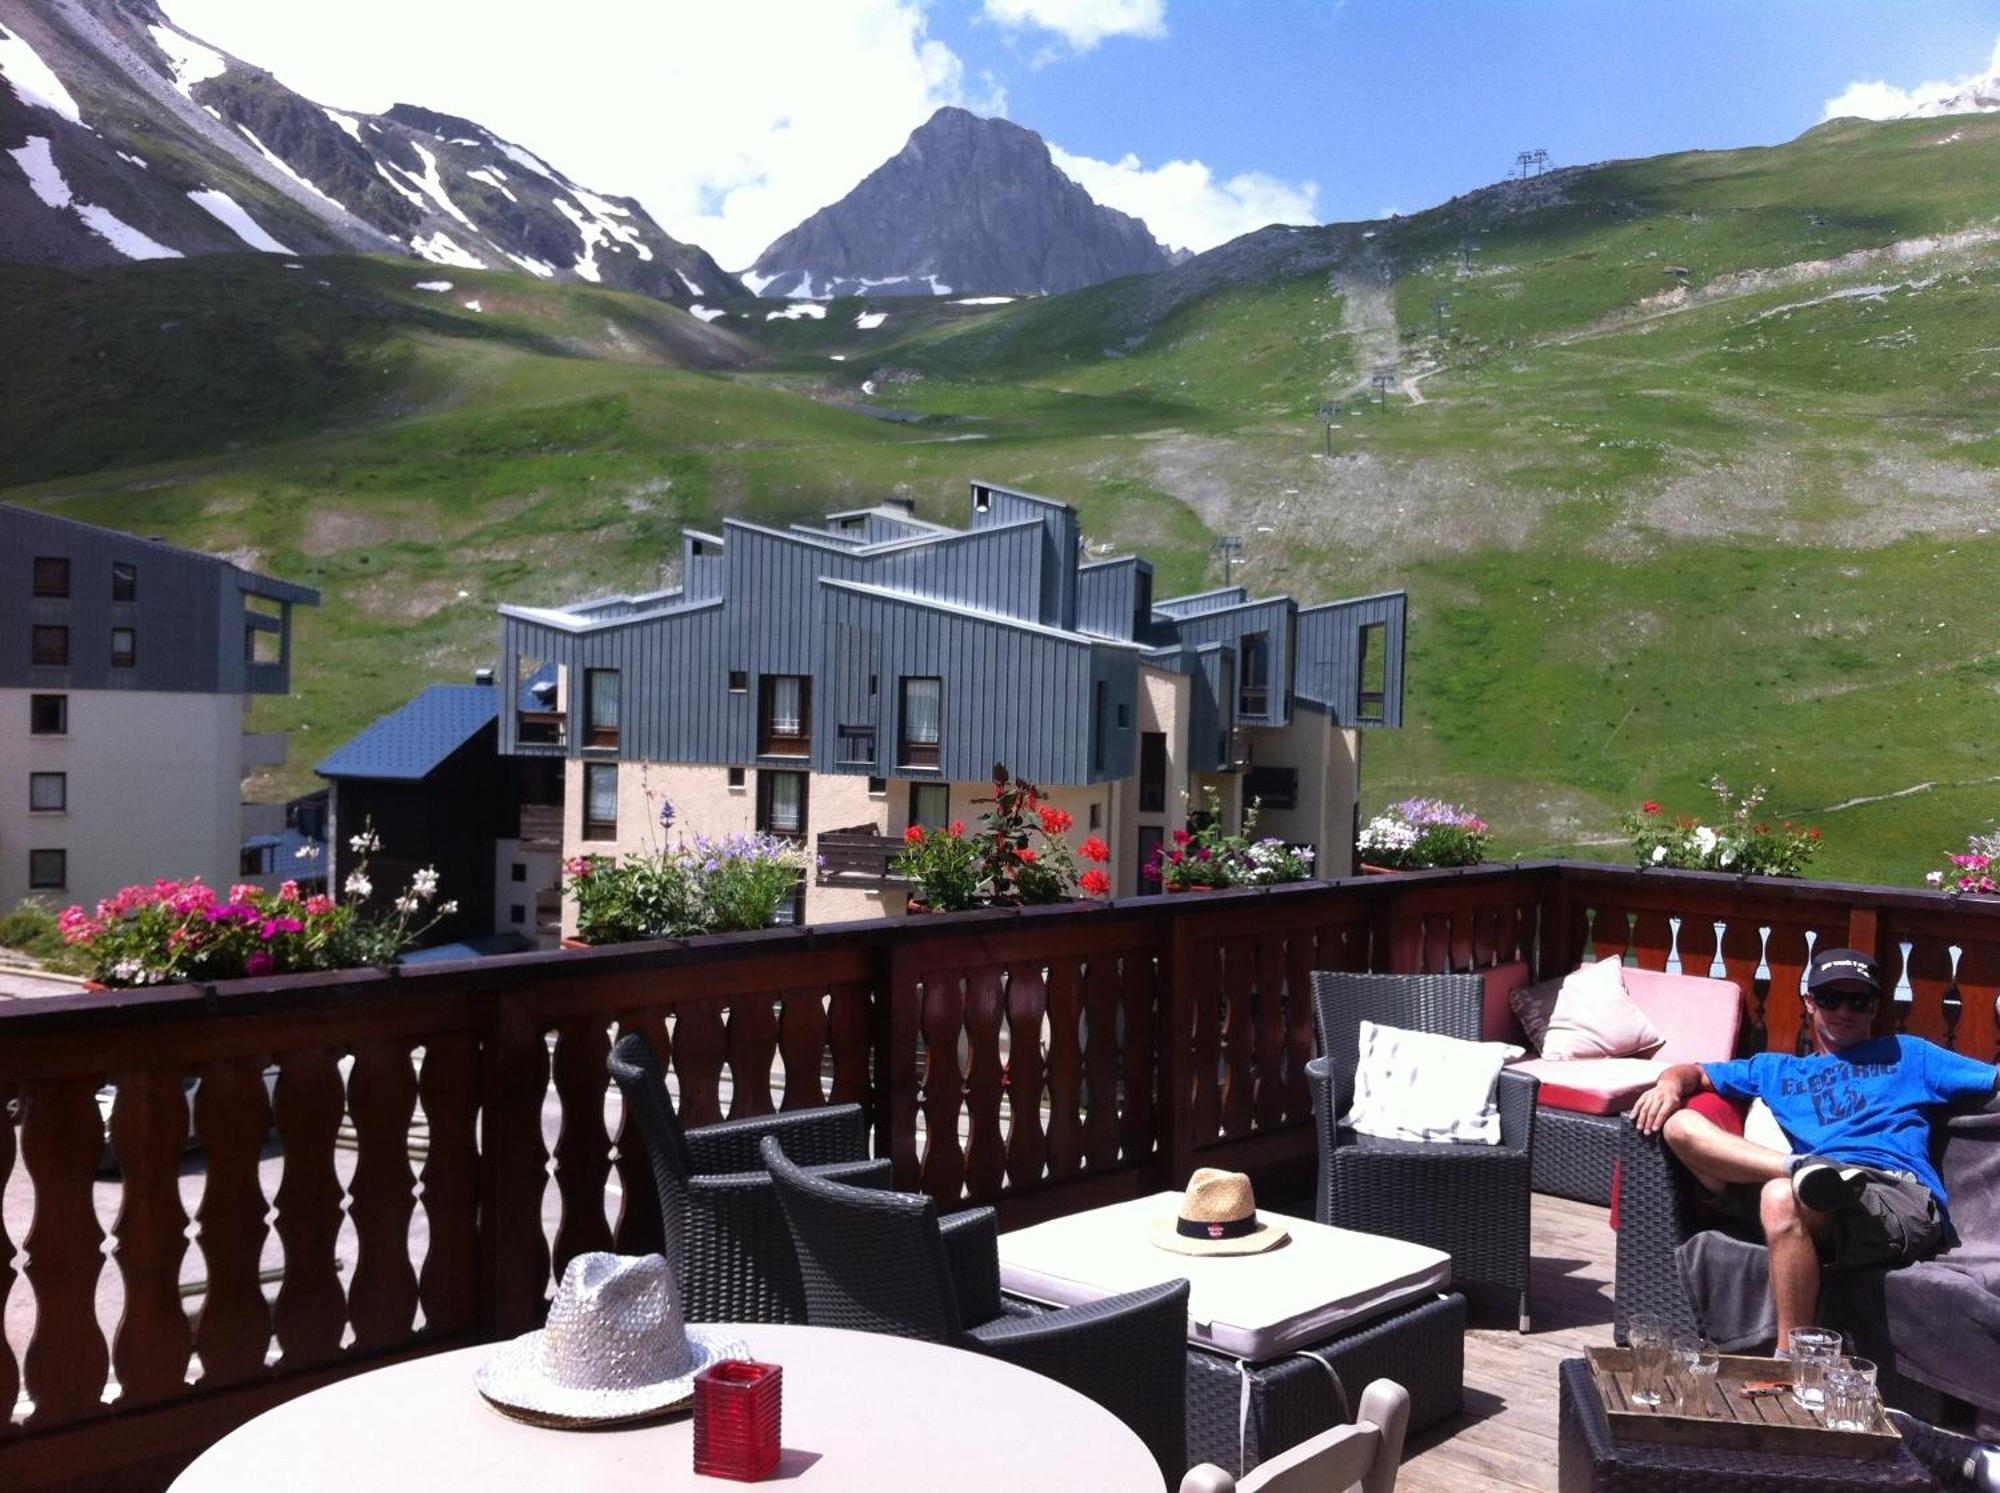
1341 1020 1524 1146
1509 976 1564 1054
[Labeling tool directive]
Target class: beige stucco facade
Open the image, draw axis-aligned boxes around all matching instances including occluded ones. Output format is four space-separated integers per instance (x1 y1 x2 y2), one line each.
1 687 258 911
1244 706 1362 879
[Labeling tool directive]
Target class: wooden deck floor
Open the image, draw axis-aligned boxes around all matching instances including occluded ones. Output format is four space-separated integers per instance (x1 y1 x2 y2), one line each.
1398 1194 1615 1493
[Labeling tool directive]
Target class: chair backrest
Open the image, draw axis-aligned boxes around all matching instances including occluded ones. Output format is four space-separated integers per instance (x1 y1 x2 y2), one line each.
607 1030 695 1280
1617 968 1742 1065
1178 1378 1410 1493
759 1134 963 1342
1311 971 1487 1090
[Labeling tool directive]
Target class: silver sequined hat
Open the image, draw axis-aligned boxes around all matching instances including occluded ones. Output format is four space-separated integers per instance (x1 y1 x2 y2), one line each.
475 1252 744 1425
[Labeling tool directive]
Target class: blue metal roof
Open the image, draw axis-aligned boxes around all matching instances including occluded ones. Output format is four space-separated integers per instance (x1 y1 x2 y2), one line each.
316 684 500 781
398 932 536 964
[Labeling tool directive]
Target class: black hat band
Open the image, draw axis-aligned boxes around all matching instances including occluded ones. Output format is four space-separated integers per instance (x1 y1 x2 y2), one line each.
1177 1212 1258 1241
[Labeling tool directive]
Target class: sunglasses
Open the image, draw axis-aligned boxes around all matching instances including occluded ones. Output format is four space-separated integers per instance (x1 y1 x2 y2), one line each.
1808 988 1879 1014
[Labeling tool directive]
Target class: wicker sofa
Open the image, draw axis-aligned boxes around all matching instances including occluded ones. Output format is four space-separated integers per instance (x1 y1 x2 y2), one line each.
1477 962 1742 1206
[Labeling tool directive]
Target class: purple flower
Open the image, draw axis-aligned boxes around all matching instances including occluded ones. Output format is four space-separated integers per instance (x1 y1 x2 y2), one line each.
245 951 274 977
659 799 677 830
259 917 305 940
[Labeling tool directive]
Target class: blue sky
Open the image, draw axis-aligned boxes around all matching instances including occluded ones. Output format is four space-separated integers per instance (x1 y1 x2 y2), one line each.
159 0 2000 265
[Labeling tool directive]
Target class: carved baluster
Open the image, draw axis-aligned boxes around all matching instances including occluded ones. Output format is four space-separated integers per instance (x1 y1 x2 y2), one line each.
549 1018 613 1276
826 979 872 1107
777 988 830 1109
0 1082 18 1433
725 994 779 1119
1677 917 1722 985
1185 935 1223 1149
886 956 925 1192
1900 938 1955 1047
1252 933 1287 1129
1952 942 2000 1063
1218 937 1256 1138
1719 920 1766 1047
1118 953 1158 1164
671 1000 728 1129
961 966 1007 1204
1043 958 1084 1183
345 1040 419 1352
416 1033 479 1339
1446 911 1475 971
271 1049 348 1372
1763 924 1812 1057
918 971 968 1206
1003 961 1049 1192
1082 953 1122 1168
109 1070 193 1406
1284 928 1319 1121
20 1077 110 1426
192 1059 272 1389
1630 909 1674 972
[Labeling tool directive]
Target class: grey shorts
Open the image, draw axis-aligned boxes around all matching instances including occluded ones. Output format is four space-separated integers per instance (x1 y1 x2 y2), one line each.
1714 1170 1944 1271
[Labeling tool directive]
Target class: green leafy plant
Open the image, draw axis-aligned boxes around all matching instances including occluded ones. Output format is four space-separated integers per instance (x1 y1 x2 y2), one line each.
892 765 1114 910
1622 777 1821 877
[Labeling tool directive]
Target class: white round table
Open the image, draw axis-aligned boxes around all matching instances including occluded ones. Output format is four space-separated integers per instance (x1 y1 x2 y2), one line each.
171 1324 1165 1491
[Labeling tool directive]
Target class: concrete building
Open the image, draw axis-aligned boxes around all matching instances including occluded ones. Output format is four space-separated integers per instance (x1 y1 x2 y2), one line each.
496 482 1405 927
0 504 319 911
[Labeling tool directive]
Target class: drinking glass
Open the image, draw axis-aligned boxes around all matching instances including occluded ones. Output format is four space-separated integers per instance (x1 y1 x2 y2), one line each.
1788 1327 1843 1411
1823 1359 1879 1432
1628 1315 1671 1408
1673 1332 1721 1413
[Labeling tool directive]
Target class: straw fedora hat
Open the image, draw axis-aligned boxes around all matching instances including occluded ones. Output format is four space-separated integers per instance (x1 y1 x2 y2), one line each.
476 1252 745 1427
1151 1168 1290 1256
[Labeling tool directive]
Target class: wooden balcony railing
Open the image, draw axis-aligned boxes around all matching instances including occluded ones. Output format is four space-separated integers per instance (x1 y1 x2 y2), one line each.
815 826 908 886
2 863 1997 1489
515 709 566 747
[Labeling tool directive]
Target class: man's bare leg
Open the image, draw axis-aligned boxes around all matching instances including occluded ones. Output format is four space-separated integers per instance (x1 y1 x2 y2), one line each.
1760 1177 1833 1344
1660 1107 1793 1194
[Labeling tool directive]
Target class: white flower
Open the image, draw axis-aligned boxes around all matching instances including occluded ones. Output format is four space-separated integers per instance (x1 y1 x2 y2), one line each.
437 900 459 915
349 829 381 854
1693 826 1719 857
1651 845 1669 864
344 871 373 899
1718 847 1736 869
112 958 145 982
394 893 419 915
410 866 439 900
294 843 322 861
1926 871 1945 887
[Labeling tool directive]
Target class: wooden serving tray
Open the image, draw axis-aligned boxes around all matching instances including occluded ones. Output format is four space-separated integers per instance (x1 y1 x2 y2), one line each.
1586 1346 1902 1460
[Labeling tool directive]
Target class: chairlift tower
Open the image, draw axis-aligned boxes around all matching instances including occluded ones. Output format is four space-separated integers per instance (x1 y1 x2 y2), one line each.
1514 148 1550 179
1316 401 1343 458
1212 534 1244 587
1370 371 1395 409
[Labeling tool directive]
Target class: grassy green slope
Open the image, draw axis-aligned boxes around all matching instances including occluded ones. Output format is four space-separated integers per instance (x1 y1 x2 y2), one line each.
5 116 1999 882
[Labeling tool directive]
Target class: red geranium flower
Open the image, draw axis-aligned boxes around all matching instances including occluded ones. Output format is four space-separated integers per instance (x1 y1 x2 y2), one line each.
904 824 925 844
1038 805 1073 835
1018 848 1038 863
1079 836 1110 863
1172 828 1192 846
1079 868 1111 897
1641 801 1662 815
950 819 966 837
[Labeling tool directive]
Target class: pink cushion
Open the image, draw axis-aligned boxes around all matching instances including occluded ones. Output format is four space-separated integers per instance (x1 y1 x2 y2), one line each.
1542 957 1665 1061
1477 961 1532 1045
1513 1056 1666 1115
1617 968 1743 1065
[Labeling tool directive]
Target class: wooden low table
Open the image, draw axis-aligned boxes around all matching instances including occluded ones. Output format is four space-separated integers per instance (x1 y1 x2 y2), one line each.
172 1325 1166 1492
1559 1358 1937 1493
999 1191 1465 1477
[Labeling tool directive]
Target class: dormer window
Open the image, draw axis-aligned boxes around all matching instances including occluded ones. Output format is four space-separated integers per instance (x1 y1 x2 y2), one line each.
759 675 810 756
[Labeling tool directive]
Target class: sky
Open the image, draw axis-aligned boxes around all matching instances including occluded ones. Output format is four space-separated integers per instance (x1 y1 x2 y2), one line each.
155 0 2000 268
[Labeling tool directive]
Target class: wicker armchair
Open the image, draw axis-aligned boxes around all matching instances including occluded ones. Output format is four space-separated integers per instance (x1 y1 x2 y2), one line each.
1179 1378 1410 1493
1308 970 1539 1331
607 1031 891 1325
761 1134 1192 1482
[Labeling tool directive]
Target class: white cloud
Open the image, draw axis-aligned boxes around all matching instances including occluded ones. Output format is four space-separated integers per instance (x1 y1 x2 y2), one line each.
156 0 998 269
1048 145 1317 254
983 0 1166 52
1822 35 2000 120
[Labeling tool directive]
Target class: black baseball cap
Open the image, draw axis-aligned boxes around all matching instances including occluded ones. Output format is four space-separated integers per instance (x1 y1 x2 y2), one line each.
1806 947 1881 998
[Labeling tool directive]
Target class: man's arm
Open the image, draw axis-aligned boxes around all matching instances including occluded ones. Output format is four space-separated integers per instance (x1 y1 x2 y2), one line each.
1629 1062 1716 1135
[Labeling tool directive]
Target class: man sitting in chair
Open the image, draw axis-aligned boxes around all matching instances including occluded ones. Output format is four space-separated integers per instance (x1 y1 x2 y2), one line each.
1632 947 1999 1348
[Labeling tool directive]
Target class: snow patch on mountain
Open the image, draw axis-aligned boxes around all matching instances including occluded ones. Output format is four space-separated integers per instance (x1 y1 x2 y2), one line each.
411 231 484 268
739 269 781 295
676 269 703 296
493 138 559 181
466 168 516 203
392 142 473 227
13 135 180 260
0 24 83 124
237 124 340 207
504 249 557 278
188 188 293 252
855 311 886 328
924 275 952 295
953 296 1015 305
323 108 363 142
765 301 827 321
117 150 149 169
689 304 726 322
412 280 452 291
148 24 227 99
373 160 428 210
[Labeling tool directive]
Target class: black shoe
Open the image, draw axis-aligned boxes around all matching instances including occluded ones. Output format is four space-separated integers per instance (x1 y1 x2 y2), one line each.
1790 1157 1878 1212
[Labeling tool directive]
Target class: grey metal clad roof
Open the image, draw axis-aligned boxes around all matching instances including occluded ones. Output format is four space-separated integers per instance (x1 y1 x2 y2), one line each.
817 578 1149 649
316 684 500 781
1154 586 1249 619
0 504 321 604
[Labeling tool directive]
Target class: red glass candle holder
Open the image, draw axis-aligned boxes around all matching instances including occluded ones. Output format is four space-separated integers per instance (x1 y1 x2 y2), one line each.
693 1359 782 1481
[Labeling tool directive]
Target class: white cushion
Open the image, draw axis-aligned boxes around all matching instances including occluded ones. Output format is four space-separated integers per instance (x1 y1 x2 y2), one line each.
996 1192 1452 1362
1745 1097 1791 1154
1540 955 1667 1061
1342 1019 1522 1145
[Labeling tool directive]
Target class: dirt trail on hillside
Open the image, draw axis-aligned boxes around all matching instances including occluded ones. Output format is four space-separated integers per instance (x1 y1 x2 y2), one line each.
1549 225 2000 347
1328 239 1404 400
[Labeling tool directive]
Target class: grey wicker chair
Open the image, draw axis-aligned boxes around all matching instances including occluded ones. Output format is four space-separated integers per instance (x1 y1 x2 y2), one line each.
760 1133 1192 1482
1308 970 1539 1331
607 1031 890 1325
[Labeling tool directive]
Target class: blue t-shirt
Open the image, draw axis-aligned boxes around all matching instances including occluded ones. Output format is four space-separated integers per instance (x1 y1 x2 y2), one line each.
1703 1035 1996 1210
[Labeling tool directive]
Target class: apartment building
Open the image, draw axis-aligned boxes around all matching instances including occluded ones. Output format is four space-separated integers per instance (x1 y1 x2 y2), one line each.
496 483 1405 926
0 505 319 911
